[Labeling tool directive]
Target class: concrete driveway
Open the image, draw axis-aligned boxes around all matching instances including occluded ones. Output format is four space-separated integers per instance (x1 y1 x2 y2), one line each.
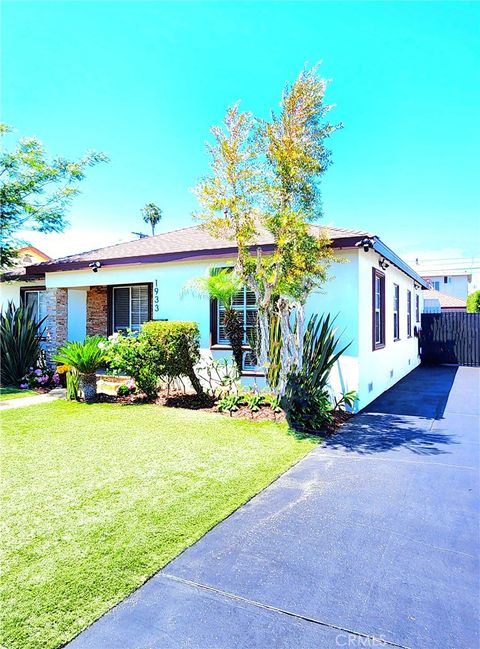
69 366 479 649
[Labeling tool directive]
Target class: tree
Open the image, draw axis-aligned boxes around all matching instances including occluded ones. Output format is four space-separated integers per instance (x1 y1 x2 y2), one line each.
142 202 162 236
184 267 245 373
194 65 342 394
0 124 108 267
466 290 480 313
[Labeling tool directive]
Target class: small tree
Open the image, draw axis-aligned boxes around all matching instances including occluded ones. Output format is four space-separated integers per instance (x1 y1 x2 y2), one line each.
194 65 342 394
142 202 162 236
466 290 480 313
184 267 245 373
0 124 108 267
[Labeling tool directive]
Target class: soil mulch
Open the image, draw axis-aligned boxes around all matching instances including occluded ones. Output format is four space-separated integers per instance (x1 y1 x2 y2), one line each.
89 387 353 436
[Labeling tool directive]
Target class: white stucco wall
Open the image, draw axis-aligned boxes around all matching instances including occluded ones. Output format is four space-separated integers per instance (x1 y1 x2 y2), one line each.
0 279 45 310
44 248 423 410
357 251 423 409
423 274 469 300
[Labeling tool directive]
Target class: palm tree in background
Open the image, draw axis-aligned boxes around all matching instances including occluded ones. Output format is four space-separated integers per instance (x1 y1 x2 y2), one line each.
184 268 245 373
141 203 162 236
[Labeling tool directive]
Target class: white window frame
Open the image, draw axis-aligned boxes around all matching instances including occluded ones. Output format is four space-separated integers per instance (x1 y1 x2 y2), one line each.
23 289 47 323
393 284 400 340
112 284 150 333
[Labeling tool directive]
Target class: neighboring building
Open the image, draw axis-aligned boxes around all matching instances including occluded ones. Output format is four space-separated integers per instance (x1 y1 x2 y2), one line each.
8 225 428 411
0 246 51 322
423 288 467 313
421 271 471 301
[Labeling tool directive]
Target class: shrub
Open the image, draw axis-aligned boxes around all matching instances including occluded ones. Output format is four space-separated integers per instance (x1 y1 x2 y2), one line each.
104 333 159 400
196 358 240 397
216 393 243 416
105 322 204 400
117 381 136 397
282 314 350 432
54 336 106 402
244 392 264 417
141 321 204 395
0 301 46 386
466 290 480 313
20 367 59 390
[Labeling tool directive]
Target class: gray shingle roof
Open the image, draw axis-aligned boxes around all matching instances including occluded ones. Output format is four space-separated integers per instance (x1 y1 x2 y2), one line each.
34 223 371 268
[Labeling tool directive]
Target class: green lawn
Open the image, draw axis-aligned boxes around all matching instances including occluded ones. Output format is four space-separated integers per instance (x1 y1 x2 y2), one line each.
1 401 317 649
0 386 37 401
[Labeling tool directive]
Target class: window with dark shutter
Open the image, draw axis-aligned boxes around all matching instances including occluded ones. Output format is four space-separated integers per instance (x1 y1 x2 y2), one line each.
112 285 149 332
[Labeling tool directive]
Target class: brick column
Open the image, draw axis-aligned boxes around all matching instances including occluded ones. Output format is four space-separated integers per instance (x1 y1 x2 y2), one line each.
86 286 108 336
44 288 68 364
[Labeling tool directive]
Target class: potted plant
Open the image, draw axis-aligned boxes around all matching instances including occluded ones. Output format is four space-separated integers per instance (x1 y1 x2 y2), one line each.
54 336 106 402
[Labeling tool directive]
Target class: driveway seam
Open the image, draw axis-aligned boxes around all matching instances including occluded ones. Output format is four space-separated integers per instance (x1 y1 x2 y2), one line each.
313 453 477 470
161 573 413 649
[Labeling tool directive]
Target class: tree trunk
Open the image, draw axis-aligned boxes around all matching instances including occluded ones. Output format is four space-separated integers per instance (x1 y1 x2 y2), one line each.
79 373 97 402
187 366 204 397
223 308 244 374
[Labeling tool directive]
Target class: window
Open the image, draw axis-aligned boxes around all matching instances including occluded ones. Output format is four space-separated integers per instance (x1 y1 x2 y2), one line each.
23 289 47 323
211 280 258 371
217 286 257 346
444 276 451 284
432 281 440 291
112 285 150 332
416 294 420 322
407 290 412 337
393 284 400 340
372 269 385 350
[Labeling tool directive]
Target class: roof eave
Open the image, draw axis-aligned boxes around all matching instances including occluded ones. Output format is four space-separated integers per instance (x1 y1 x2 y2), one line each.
371 238 429 288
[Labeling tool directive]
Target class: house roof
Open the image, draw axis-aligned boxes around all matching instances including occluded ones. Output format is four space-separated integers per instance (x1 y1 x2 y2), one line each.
25 222 429 288
423 288 467 310
1 246 51 282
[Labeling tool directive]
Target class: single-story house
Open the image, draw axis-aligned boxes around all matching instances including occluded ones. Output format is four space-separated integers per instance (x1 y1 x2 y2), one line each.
422 288 467 313
1 246 51 321
1 224 428 411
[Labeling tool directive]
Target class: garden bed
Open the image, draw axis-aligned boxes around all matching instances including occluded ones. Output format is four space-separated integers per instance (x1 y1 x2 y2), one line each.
92 387 353 434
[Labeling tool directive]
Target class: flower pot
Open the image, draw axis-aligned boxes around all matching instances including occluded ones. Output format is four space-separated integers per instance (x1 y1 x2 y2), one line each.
79 373 97 402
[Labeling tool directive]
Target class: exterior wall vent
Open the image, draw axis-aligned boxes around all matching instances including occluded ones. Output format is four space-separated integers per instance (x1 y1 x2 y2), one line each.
390 369 394 378
368 382 373 392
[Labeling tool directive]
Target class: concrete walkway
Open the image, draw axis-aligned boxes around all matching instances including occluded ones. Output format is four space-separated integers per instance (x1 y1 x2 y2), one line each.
0 388 66 410
68 366 479 649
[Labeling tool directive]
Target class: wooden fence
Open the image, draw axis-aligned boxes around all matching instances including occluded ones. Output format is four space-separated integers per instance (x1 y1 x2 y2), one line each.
421 313 480 367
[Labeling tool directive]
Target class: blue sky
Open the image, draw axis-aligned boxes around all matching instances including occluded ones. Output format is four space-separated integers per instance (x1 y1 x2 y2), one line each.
3 1 479 268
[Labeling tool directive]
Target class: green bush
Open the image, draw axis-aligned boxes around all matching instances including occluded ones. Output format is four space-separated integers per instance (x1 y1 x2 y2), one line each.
105 321 204 400
104 334 159 400
466 290 480 313
282 314 351 432
141 321 203 395
0 301 46 386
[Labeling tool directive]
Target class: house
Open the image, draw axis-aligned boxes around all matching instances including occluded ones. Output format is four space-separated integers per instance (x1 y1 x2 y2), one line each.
421 270 471 301
7 225 428 411
1 246 51 322
423 288 467 313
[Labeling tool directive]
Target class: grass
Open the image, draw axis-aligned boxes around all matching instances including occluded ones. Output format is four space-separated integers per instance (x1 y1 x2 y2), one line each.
1 400 318 649
0 386 37 401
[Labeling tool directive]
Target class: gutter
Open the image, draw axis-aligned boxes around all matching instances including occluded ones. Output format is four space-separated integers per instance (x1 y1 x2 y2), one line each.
371 237 429 289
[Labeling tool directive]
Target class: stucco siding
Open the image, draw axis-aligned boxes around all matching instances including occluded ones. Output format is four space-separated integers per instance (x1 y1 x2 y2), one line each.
357 251 423 408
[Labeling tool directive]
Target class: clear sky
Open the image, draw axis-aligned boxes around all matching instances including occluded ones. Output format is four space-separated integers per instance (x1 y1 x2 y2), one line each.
2 1 479 269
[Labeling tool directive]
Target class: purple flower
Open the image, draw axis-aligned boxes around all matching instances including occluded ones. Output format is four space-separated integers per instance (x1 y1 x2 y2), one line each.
19 383 29 389
34 369 43 376
53 373 60 385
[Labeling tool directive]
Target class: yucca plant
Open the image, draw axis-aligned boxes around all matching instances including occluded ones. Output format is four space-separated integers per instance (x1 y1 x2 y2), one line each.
54 336 106 402
184 267 245 373
0 301 46 386
282 314 351 432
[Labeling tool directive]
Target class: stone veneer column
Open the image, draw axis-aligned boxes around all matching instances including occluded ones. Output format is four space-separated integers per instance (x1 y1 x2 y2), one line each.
86 286 108 336
44 288 68 364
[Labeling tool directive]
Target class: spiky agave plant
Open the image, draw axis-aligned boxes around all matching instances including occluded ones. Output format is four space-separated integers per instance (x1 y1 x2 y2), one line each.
0 301 46 386
54 336 106 402
184 267 245 373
